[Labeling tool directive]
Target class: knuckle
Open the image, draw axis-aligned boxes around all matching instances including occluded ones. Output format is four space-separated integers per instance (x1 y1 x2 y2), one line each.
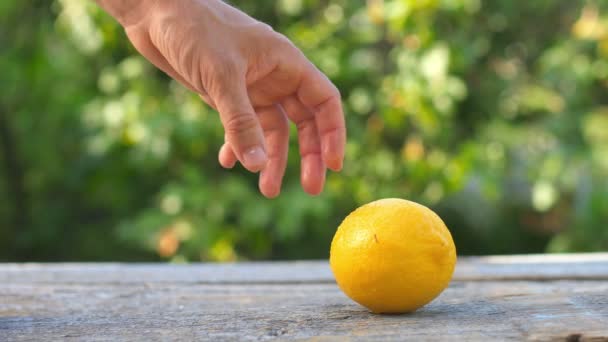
256 22 275 33
296 117 315 131
266 116 289 135
274 34 301 59
248 22 279 41
205 57 242 98
210 57 238 80
254 29 297 58
224 112 258 136
273 32 294 48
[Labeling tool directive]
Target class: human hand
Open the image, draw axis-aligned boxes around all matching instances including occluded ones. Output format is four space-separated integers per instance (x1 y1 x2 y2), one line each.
97 0 346 198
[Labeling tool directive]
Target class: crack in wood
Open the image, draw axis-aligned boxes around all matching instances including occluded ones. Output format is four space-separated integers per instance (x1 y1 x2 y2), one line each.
566 333 582 342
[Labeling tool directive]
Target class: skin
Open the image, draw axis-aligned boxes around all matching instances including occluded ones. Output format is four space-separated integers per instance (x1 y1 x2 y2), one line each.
95 0 346 198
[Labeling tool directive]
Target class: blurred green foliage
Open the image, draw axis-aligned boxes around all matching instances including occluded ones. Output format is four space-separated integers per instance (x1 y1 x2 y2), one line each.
1 0 607 261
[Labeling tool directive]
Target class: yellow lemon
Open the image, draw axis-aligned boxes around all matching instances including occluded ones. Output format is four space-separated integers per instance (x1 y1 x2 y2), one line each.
330 198 456 314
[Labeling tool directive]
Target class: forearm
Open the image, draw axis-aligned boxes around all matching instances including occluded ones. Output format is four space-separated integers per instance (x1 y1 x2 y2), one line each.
95 0 157 27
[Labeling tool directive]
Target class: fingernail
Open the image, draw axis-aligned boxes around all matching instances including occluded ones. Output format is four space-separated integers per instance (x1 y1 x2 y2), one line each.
332 158 343 172
243 146 267 169
322 136 343 172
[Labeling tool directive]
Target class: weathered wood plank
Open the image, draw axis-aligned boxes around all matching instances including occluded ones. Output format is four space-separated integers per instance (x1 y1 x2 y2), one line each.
456 253 608 281
2 254 608 341
1 281 607 341
0 261 332 285
1 253 607 284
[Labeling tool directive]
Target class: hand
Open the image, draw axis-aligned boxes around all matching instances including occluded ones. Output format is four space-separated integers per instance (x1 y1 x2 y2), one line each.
98 0 346 198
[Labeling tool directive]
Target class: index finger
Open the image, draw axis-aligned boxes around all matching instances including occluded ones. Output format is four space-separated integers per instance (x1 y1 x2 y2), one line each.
296 62 346 171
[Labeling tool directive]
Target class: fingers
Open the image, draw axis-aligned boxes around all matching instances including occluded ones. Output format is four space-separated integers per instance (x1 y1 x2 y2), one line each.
218 106 289 198
257 105 289 198
282 96 326 195
296 62 346 172
218 139 237 169
210 75 268 172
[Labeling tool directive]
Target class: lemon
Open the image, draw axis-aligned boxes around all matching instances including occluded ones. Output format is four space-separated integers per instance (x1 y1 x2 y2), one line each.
330 198 456 314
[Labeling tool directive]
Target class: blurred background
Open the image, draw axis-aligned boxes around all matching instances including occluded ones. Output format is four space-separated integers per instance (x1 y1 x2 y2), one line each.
1 0 607 262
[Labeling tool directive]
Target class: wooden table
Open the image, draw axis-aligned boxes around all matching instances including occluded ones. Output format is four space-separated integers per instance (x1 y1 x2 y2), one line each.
1 254 607 341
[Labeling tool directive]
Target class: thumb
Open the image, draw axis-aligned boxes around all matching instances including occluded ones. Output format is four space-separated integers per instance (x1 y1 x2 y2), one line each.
212 77 267 172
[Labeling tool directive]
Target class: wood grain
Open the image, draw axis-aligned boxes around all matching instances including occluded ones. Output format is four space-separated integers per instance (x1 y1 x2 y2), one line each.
1 254 608 341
